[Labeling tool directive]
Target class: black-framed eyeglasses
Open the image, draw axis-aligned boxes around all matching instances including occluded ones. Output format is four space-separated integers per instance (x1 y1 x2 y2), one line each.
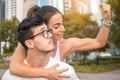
28 29 52 39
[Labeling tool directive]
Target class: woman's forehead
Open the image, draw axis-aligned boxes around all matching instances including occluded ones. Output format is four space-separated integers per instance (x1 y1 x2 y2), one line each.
48 13 63 25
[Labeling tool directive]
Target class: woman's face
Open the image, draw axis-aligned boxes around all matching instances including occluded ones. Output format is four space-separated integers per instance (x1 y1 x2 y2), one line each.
47 13 65 41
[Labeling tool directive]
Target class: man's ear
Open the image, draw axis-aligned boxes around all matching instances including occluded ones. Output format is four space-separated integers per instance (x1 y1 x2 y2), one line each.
25 40 34 48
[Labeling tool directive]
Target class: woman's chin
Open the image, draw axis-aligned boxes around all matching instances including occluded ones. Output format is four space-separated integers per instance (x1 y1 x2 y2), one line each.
57 37 64 41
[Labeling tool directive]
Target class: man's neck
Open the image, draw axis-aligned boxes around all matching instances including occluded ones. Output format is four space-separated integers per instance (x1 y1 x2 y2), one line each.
26 50 50 68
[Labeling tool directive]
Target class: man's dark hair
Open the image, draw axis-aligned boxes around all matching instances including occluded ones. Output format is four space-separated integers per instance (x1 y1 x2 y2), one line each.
17 16 44 50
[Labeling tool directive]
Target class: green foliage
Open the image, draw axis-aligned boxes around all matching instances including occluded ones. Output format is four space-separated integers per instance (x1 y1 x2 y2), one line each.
74 63 120 73
73 56 120 73
107 0 120 48
0 61 10 69
0 17 19 54
64 12 98 38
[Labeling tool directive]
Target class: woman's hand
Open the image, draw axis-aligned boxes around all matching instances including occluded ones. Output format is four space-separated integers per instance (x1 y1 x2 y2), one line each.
46 64 70 80
99 3 111 23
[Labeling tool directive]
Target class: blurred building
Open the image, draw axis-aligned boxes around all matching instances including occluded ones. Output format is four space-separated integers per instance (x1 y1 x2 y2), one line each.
63 0 71 13
49 0 64 13
3 0 107 23
63 0 91 14
93 0 107 26
23 0 36 19
5 0 17 20
5 0 36 22
78 0 91 13
36 0 64 14
3 0 64 22
0 0 5 24
36 0 49 6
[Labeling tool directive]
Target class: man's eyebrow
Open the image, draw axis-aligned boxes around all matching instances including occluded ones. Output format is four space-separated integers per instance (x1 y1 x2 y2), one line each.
40 27 46 31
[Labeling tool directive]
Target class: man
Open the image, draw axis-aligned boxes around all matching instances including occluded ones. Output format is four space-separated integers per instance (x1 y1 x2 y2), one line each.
2 16 79 80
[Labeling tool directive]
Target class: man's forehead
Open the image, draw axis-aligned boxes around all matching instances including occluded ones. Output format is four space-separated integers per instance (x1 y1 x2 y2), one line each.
39 24 48 30
31 24 47 32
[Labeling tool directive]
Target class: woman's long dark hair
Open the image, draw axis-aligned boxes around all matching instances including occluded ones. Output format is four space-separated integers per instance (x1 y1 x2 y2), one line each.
35 5 63 24
27 5 63 25
26 5 40 18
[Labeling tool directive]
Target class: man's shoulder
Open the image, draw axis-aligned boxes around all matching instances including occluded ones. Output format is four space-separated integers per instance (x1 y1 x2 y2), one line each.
50 57 79 80
50 57 73 69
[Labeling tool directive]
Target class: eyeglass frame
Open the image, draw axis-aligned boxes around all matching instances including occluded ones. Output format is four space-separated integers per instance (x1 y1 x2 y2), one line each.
28 29 52 39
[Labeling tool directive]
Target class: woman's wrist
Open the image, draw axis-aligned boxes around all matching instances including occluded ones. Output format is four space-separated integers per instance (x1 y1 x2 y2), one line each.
41 69 49 78
102 19 112 28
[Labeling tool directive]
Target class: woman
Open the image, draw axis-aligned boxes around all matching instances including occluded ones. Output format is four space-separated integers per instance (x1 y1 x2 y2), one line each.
10 3 111 80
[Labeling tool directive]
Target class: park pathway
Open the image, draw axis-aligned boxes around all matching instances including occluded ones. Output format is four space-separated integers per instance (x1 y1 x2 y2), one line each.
77 69 120 80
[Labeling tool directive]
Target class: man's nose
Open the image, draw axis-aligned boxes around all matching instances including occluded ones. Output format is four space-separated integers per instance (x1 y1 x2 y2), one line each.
48 32 53 38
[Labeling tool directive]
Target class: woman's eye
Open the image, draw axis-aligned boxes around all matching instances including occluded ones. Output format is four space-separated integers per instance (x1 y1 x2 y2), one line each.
54 24 60 29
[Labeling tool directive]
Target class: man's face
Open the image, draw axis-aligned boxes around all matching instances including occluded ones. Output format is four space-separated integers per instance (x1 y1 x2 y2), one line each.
28 23 55 53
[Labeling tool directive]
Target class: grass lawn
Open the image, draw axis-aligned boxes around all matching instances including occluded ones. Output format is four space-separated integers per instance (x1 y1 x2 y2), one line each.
0 61 10 69
72 56 120 73
0 61 10 80
73 63 120 73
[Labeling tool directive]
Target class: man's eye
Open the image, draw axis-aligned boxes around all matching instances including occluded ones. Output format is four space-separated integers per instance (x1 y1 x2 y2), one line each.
39 31 44 35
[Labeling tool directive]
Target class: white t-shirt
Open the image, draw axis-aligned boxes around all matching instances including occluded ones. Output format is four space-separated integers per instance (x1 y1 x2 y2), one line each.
2 57 80 80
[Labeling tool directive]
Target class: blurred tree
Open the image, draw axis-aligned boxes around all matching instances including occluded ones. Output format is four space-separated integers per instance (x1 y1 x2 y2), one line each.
107 0 120 49
64 12 98 38
64 12 98 65
93 42 110 65
0 17 19 54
